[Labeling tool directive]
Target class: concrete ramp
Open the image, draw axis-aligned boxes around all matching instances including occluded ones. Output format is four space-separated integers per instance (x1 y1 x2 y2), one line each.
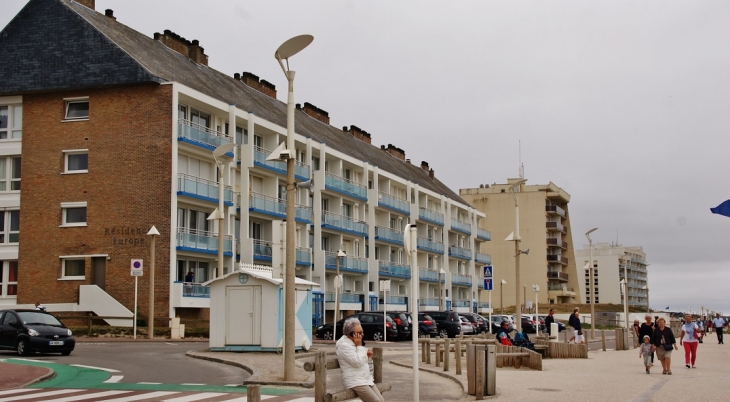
78 285 134 327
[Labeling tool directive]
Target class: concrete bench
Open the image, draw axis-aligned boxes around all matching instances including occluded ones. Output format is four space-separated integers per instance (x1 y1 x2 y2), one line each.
303 348 391 402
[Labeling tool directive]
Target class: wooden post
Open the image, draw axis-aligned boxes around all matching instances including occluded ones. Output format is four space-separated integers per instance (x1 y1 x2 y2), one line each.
426 340 432 364
421 340 426 362
88 313 93 336
315 350 327 402
486 344 496 396
601 329 606 351
444 338 450 372
373 347 383 384
247 385 261 402
435 342 441 367
455 339 462 375
475 348 485 400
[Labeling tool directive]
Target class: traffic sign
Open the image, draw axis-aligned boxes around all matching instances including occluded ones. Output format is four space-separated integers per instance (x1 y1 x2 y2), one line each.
483 278 493 290
483 265 493 278
131 259 143 276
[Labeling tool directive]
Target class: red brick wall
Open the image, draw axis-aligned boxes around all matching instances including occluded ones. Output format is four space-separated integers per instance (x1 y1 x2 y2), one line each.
17 84 173 322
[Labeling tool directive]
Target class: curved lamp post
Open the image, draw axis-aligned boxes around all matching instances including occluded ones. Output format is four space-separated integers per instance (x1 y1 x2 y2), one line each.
333 249 346 342
585 227 598 339
506 179 526 331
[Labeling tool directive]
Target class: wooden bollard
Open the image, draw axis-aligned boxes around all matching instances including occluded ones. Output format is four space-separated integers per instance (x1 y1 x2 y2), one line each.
426 340 432 364
601 329 606 351
373 347 383 384
315 350 326 402
475 347 485 400
247 384 261 402
422 340 426 362
486 345 496 396
444 338 451 371
455 339 462 375
435 342 441 367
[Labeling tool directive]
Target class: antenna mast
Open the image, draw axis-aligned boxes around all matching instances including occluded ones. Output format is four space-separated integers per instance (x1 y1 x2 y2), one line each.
519 140 524 179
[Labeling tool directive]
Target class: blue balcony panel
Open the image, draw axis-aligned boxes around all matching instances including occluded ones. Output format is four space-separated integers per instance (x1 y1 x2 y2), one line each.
374 226 404 245
325 172 367 200
378 192 410 214
418 208 444 226
417 237 445 254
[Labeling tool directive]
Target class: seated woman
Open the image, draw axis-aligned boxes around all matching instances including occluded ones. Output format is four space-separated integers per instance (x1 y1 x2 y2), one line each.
336 317 385 402
496 321 514 345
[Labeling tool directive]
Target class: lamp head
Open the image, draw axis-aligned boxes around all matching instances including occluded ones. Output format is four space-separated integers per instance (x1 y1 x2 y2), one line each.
585 227 598 241
213 143 236 159
275 35 314 62
501 279 507 284
337 249 346 258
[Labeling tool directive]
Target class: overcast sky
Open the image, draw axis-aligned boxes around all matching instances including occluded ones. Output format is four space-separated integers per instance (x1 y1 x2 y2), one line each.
3 0 729 315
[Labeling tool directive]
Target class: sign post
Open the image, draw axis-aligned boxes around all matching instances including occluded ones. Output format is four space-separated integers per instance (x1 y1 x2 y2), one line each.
483 265 493 333
130 259 143 339
380 279 391 341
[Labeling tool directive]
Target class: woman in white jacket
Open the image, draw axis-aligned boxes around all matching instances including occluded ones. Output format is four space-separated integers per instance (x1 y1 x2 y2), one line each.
336 318 385 402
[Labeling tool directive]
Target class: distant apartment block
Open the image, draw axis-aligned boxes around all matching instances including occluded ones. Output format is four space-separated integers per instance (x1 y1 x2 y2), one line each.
575 243 649 309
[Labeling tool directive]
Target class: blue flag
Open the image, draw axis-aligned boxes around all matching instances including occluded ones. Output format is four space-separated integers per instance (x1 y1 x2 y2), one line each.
711 199 730 218
665 306 670 310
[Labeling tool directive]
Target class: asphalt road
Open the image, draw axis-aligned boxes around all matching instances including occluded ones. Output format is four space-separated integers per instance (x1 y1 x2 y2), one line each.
0 341 248 386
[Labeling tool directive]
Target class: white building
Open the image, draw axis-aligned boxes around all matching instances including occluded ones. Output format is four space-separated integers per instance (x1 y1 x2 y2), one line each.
575 243 649 309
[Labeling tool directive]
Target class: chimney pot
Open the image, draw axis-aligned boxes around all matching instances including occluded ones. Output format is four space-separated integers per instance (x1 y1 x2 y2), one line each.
240 72 277 99
429 168 435 179
296 103 301 109
192 39 199 46
343 126 348 131
104 9 115 19
234 73 241 80
302 102 330 125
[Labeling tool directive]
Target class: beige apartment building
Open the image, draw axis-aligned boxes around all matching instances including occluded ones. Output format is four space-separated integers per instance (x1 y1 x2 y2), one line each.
575 243 649 309
460 178 581 309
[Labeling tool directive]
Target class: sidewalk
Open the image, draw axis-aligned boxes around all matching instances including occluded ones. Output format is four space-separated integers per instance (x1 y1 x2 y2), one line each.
0 362 53 390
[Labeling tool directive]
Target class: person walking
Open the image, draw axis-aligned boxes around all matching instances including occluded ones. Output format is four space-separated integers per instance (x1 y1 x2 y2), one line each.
336 317 384 402
695 317 704 343
652 317 677 375
633 319 641 347
638 315 655 366
680 314 701 369
544 308 555 336
568 308 584 344
639 335 653 374
712 313 726 344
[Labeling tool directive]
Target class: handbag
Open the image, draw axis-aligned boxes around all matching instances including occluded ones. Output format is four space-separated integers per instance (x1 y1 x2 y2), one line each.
663 344 673 351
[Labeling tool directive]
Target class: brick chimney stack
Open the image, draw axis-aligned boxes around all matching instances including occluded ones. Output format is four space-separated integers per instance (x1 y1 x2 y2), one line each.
429 168 435 180
76 0 95 9
188 40 208 65
153 30 208 66
385 144 406 161
238 72 277 99
344 125 372 144
302 102 330 125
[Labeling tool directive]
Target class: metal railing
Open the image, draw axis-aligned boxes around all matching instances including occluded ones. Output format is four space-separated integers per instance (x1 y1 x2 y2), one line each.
452 273 473 286
477 302 491 308
180 282 210 297
253 239 272 259
476 227 491 241
475 252 491 264
547 271 569 281
380 296 407 304
448 245 472 260
178 119 232 148
178 173 233 203
450 218 472 234
546 221 566 232
419 298 439 306
325 292 361 303
546 205 566 217
378 191 410 213
325 172 367 199
249 192 285 217
453 299 470 307
418 207 444 226
417 236 445 253
377 261 411 278
176 228 232 253
296 204 313 222
374 226 404 244
322 211 368 235
419 269 444 282
296 246 312 265
324 252 368 272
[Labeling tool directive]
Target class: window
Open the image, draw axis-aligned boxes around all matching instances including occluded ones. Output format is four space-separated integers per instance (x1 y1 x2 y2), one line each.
62 259 85 279
190 109 210 128
61 202 87 227
64 98 89 120
63 150 88 173
0 156 20 191
0 261 18 297
0 104 22 139
0 211 19 244
312 156 320 171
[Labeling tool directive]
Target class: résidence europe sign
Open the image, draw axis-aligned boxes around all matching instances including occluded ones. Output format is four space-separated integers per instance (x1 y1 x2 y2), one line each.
104 227 147 246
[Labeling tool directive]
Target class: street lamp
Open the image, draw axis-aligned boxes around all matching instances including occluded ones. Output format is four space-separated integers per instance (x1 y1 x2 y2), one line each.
620 279 628 330
274 34 313 381
585 227 598 339
642 285 649 314
500 279 507 314
212 143 236 278
533 284 540 333
438 267 445 311
506 179 526 331
146 225 160 339
333 249 346 341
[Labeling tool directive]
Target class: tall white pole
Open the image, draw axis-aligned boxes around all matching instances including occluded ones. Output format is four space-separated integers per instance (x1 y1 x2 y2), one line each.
148 234 155 339
488 290 492 334
624 263 628 329
383 289 387 342
133 276 138 339
334 253 341 342
409 225 419 402
514 202 522 332
283 71 297 380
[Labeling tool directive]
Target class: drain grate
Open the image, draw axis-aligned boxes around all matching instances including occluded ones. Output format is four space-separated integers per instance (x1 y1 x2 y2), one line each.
528 388 561 392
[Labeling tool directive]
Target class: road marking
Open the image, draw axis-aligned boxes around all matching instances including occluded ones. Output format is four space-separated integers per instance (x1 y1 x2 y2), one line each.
104 375 125 383
100 391 180 401
8 358 55 364
633 377 669 402
0 390 35 397
181 383 206 386
0 389 84 401
161 392 227 401
224 384 239 387
137 382 162 385
41 390 131 402
223 396 278 402
71 364 121 372
165 342 178 345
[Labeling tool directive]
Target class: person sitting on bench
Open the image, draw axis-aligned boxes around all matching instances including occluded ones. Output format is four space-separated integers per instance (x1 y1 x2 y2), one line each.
336 317 385 402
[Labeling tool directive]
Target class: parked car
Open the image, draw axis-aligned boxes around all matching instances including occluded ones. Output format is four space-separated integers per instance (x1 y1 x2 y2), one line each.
315 312 398 341
520 315 538 333
427 311 463 338
523 314 546 333
490 315 514 333
0 309 75 356
538 315 566 332
378 311 411 341
459 317 474 334
460 312 489 334
416 313 439 338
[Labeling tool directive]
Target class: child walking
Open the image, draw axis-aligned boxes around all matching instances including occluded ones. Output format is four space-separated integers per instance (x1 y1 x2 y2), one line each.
640 335 653 374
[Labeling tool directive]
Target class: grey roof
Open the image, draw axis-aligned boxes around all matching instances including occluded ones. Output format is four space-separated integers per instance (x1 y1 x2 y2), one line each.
0 0 469 206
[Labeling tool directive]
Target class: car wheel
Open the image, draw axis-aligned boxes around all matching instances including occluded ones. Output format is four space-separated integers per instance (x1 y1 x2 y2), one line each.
16 339 30 356
61 350 72 356
439 329 449 338
372 331 384 341
322 330 333 340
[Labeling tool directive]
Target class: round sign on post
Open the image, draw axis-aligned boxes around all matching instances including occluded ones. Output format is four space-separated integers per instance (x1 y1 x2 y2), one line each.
131 259 143 276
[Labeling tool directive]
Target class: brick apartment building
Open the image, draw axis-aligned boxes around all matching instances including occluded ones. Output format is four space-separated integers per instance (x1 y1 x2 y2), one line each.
0 0 491 329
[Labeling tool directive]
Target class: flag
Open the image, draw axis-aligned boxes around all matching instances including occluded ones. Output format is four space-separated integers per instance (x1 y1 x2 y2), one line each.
711 199 730 218
665 306 670 310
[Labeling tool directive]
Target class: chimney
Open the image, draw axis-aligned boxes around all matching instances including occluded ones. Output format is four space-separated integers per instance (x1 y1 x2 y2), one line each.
104 9 116 21
420 161 429 171
345 125 372 144
302 102 330 125
239 72 277 99
429 168 435 180
153 30 208 66
386 144 406 161
75 0 95 10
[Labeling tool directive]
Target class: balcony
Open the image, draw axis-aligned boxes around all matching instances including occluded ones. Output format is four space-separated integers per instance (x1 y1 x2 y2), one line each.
296 246 312 266
322 211 368 237
419 298 439 307
178 119 233 150
547 271 569 281
296 204 313 223
325 172 367 200
176 228 232 256
418 207 444 226
253 239 272 261
419 269 444 283
547 284 575 296
452 299 471 308
475 252 491 264
450 218 472 235
417 236 445 254
452 273 473 286
546 221 566 233
171 282 210 309
181 282 210 298
374 226 404 245
378 261 411 278
249 192 284 218
325 292 362 303
378 192 410 214
546 237 568 249
252 146 311 181
448 245 472 260
477 301 491 309
476 227 491 241
547 254 569 265
177 174 233 206
380 296 407 305
325 252 368 273
546 205 566 217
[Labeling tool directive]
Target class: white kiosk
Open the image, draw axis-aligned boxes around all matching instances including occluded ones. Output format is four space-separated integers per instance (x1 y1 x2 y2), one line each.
204 264 319 352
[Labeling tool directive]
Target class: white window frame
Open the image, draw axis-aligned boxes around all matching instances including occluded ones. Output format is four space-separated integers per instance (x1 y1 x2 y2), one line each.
0 156 21 192
0 260 18 297
61 258 85 280
63 97 89 121
62 149 89 174
0 104 22 140
61 201 88 227
0 210 19 244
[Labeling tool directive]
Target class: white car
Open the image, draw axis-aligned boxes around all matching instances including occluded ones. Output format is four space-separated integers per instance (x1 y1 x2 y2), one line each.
459 317 474 334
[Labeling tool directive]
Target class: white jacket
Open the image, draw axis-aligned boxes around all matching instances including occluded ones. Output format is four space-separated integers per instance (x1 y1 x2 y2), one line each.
336 335 373 389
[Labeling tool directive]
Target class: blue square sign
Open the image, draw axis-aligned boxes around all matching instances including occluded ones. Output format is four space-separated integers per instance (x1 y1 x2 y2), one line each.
483 265 493 278
483 278 493 290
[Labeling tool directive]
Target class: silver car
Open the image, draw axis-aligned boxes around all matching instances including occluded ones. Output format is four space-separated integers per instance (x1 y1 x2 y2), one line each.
459 316 474 334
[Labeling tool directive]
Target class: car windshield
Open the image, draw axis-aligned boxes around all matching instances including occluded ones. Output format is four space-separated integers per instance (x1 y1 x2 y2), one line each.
17 312 64 326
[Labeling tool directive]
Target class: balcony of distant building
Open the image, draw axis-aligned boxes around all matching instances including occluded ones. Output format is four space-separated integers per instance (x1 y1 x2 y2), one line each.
418 207 444 226
378 191 410 215
325 172 367 200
